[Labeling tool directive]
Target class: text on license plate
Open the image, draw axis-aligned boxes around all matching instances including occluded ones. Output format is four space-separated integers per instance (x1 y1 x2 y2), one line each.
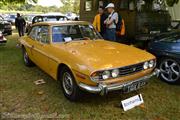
123 81 146 93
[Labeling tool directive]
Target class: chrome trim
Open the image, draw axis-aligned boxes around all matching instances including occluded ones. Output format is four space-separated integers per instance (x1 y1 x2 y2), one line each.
79 69 160 96
90 59 156 82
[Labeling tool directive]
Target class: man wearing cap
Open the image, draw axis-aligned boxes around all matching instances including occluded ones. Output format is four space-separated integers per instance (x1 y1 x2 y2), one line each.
104 3 118 41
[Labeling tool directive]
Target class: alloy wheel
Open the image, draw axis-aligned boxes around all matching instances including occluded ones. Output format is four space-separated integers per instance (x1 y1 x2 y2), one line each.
160 59 180 82
62 72 73 95
24 51 29 64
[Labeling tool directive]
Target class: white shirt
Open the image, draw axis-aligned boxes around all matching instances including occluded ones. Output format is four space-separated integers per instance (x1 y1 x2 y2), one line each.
105 11 118 29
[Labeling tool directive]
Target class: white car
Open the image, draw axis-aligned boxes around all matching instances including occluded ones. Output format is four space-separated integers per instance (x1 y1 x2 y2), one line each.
65 12 78 20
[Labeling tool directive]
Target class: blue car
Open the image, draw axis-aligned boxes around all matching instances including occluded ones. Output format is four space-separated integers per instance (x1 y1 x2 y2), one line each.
148 31 180 84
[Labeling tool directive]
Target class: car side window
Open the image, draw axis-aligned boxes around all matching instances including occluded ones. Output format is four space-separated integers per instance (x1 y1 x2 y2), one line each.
39 26 49 44
29 26 39 40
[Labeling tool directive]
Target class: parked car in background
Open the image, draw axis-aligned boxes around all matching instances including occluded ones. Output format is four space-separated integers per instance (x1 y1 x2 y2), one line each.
65 12 78 20
32 14 68 24
19 21 159 101
0 16 12 35
0 31 7 44
23 14 36 33
148 30 180 84
25 14 69 33
7 14 16 25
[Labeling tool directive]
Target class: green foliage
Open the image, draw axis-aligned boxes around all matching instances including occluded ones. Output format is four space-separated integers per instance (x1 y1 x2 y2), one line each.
0 3 61 13
0 0 80 14
60 0 80 14
0 0 37 4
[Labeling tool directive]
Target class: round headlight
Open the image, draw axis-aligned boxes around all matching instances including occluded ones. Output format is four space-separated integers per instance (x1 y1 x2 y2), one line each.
112 69 119 78
143 62 149 70
149 60 154 68
102 71 111 80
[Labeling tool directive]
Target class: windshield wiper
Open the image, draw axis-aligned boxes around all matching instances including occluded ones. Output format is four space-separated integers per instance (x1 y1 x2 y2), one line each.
73 38 85 40
73 37 91 41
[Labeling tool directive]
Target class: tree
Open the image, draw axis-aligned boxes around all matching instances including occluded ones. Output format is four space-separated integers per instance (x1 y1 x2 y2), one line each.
60 0 80 14
0 0 37 4
73 0 80 14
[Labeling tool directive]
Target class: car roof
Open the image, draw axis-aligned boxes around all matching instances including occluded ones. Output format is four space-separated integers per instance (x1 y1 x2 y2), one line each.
33 21 90 26
34 14 65 17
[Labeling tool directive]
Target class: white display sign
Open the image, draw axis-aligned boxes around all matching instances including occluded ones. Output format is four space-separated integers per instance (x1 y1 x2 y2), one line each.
121 94 144 111
64 37 72 42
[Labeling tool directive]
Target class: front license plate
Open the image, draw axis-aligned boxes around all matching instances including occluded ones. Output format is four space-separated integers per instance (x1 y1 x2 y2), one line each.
123 81 146 93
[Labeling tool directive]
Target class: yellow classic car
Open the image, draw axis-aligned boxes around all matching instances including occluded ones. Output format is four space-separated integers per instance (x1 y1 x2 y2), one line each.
19 21 159 101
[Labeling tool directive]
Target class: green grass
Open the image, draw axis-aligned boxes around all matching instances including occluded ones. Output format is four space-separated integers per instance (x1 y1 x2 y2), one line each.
0 32 180 120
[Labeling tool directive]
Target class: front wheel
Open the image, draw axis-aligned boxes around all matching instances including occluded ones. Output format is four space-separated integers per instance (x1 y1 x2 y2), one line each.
60 66 82 101
22 48 34 67
159 58 180 84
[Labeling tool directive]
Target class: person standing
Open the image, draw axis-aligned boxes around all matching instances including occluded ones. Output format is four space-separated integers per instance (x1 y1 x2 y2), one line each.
93 6 107 39
104 3 118 41
15 13 26 37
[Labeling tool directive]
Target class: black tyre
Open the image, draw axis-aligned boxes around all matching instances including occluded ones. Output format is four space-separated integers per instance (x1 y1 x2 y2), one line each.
60 66 82 101
159 58 180 84
22 48 34 67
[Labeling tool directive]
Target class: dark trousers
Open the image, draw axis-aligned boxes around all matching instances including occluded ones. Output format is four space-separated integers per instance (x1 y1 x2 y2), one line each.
99 32 106 39
106 28 116 41
17 26 24 37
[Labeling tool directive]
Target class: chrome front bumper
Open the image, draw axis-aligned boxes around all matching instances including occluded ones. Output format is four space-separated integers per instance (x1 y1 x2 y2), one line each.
78 69 160 96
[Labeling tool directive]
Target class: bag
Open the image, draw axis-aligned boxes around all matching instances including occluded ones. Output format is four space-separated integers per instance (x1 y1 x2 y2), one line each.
116 19 125 36
116 14 122 31
111 12 125 36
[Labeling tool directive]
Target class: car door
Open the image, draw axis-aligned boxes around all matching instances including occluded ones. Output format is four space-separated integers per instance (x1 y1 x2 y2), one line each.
32 26 50 73
25 26 40 62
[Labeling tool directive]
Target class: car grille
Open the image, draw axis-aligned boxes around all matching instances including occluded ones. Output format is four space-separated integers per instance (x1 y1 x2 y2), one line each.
118 63 144 77
97 63 145 81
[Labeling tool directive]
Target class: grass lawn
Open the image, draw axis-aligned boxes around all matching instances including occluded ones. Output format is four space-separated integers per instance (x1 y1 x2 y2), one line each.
0 31 180 120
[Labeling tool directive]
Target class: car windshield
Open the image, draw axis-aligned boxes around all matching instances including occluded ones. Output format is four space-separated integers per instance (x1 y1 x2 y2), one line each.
52 24 102 43
137 0 167 12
